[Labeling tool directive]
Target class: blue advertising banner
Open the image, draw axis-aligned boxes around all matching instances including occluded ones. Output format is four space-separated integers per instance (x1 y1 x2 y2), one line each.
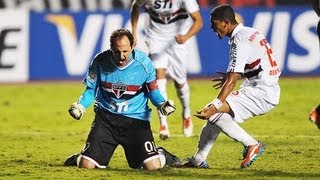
29 6 319 80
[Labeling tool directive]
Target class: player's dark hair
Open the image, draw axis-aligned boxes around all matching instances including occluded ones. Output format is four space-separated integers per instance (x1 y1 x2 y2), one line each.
110 28 134 49
210 4 237 24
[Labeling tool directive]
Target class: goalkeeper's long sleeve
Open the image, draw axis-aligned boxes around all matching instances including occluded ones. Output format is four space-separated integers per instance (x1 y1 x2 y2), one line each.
78 87 95 109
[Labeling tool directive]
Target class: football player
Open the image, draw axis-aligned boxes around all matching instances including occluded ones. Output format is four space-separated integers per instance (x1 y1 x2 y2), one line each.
64 28 180 170
130 0 203 139
181 4 281 169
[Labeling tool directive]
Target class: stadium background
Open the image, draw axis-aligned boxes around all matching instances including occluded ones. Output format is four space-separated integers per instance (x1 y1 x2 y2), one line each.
0 0 318 82
0 1 320 179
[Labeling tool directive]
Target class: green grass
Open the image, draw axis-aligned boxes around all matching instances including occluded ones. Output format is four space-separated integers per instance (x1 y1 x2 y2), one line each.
0 78 320 179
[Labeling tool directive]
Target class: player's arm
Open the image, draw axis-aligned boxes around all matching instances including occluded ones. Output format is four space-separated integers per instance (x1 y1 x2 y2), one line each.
175 11 203 44
130 0 144 45
217 72 239 103
195 72 240 120
146 80 176 116
146 80 165 106
68 56 99 120
144 56 176 116
68 87 95 120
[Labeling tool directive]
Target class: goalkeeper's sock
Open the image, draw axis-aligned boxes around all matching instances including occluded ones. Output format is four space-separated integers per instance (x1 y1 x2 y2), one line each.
159 153 166 168
193 122 221 165
176 82 191 118
215 113 258 146
76 154 82 167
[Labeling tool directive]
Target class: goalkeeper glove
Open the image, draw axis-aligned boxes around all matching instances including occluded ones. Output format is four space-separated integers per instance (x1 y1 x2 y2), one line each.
158 100 176 116
68 102 85 120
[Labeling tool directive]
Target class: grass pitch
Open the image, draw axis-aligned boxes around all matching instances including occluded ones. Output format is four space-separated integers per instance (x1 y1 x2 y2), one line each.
0 78 320 179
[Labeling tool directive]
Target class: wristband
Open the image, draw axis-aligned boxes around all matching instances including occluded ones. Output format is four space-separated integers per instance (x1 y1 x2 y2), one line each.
211 98 223 110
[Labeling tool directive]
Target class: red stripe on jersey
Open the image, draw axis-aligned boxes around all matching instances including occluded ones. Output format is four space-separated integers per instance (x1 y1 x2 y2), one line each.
146 80 159 92
245 59 261 70
126 85 141 91
101 82 112 88
101 82 141 91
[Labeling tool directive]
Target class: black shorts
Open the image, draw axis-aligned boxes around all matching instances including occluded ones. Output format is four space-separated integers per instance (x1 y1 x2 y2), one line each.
81 109 159 168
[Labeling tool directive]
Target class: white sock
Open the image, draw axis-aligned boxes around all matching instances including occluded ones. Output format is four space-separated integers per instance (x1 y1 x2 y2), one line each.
76 155 82 167
157 79 168 126
176 83 190 118
158 152 166 168
214 113 258 146
193 122 221 165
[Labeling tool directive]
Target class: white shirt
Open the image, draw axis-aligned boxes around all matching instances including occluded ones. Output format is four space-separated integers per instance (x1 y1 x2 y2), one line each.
227 23 281 104
134 0 199 38
227 23 281 85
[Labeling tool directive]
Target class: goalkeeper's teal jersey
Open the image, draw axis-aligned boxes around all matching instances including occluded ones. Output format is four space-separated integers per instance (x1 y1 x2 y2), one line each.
79 49 165 121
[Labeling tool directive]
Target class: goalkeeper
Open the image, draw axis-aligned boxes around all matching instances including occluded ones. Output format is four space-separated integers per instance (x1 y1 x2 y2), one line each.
64 28 179 170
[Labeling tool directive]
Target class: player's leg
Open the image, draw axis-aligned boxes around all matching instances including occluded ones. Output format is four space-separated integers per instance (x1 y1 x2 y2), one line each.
309 104 320 129
121 116 180 170
78 109 119 169
156 68 170 139
174 80 193 137
150 52 170 140
181 121 220 168
214 113 259 146
168 44 193 137
217 87 276 168
210 112 265 169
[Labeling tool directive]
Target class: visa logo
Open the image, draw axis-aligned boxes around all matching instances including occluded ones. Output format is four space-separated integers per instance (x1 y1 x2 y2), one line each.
46 13 201 76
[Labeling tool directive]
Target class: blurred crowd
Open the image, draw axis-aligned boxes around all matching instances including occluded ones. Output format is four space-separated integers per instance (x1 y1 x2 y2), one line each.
0 0 309 11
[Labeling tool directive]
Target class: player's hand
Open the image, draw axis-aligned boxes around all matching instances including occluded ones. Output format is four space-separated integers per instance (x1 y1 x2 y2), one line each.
194 104 217 120
158 100 176 116
212 71 227 89
175 34 188 44
68 102 85 120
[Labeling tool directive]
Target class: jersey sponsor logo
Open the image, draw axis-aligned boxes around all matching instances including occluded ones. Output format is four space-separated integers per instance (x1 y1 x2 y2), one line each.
153 0 173 9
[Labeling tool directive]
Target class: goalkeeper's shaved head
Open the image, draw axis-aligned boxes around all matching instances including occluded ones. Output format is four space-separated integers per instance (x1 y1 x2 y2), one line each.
210 4 238 25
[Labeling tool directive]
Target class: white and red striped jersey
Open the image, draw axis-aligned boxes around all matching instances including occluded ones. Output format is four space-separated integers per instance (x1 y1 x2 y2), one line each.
135 0 200 38
227 23 281 86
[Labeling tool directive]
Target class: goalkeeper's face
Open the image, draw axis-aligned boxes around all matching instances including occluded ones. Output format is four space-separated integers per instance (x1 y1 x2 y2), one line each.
112 36 134 67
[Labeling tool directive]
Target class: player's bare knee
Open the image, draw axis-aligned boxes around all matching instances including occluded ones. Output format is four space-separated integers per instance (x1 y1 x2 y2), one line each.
143 158 162 171
78 158 96 169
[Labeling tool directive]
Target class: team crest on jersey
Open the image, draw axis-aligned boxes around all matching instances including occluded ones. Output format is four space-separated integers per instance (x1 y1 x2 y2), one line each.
112 83 127 98
87 72 96 83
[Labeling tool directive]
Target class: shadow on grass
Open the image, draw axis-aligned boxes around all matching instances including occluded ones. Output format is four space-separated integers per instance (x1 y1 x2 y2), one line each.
101 166 320 179
57 162 320 179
